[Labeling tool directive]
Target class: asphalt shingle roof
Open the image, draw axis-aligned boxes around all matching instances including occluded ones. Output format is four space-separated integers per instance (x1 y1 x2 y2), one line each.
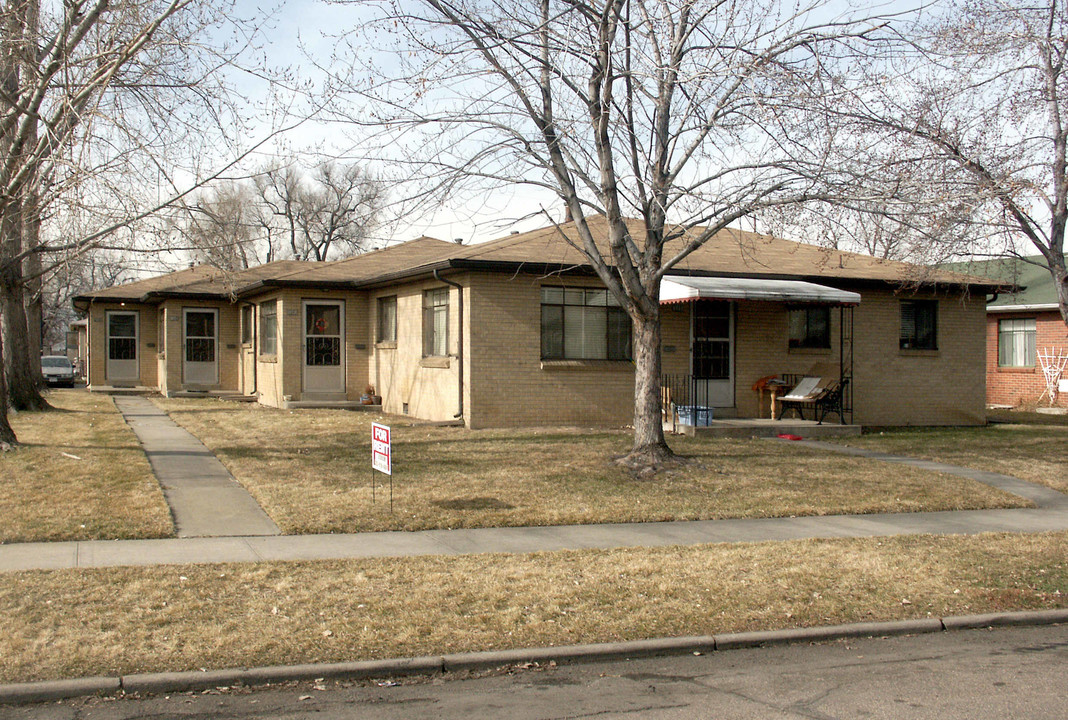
944 255 1065 308
77 217 999 304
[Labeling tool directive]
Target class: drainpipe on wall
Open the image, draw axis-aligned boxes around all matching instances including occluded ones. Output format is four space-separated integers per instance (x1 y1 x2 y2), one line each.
433 268 464 422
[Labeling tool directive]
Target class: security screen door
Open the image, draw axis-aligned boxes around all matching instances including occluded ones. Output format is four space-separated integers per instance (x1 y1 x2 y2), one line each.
691 300 734 407
183 309 218 385
303 301 345 393
106 311 139 383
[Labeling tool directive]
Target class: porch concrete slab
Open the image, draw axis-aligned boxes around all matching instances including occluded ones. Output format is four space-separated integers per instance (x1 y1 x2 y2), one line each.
675 419 861 439
113 395 281 538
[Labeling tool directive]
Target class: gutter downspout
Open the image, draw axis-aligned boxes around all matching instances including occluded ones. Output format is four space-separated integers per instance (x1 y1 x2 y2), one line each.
433 269 464 422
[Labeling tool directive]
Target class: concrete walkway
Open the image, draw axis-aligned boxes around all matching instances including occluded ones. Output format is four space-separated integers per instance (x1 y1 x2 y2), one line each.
2 415 1066 573
112 396 280 538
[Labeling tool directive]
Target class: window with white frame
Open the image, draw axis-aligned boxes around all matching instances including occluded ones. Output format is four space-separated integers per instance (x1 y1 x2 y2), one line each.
998 318 1036 367
540 286 631 360
422 289 449 357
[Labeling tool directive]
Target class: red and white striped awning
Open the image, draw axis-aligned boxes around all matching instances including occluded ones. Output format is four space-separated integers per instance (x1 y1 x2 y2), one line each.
660 276 861 306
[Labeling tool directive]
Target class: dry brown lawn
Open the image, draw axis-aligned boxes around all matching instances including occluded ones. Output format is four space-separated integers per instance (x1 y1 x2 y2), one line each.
154 398 1030 535
1 531 1065 683
1 390 173 543
837 424 1068 494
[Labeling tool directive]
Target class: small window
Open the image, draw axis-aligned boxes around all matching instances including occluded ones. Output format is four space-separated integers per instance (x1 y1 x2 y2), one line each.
998 318 1036 367
900 299 937 350
259 300 278 355
788 307 830 349
540 286 631 360
378 296 397 343
241 305 253 344
423 288 449 357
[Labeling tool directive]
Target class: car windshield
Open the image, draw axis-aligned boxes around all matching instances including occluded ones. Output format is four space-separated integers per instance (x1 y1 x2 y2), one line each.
41 357 71 369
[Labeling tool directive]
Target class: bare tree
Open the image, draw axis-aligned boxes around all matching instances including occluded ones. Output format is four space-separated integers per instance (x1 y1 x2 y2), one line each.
0 0 273 445
329 0 888 467
180 181 262 272
254 159 382 262
821 0 1068 324
38 252 127 353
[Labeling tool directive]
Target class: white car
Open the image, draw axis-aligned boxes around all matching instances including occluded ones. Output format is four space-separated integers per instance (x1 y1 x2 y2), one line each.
41 355 76 387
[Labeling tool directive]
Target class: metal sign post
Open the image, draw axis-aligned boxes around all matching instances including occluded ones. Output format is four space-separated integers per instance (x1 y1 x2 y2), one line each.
371 422 393 512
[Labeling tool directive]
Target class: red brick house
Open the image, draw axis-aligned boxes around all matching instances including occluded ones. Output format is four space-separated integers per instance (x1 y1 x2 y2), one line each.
954 256 1068 409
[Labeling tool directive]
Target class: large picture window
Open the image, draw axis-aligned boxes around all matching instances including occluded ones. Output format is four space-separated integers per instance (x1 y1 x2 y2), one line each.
378 295 397 343
541 286 631 360
788 306 830 349
423 289 449 357
900 300 937 350
259 300 278 355
998 318 1036 367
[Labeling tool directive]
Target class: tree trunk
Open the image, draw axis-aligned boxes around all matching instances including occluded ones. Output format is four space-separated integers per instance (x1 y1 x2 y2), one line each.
0 308 17 446
1052 256 1068 327
1 209 49 412
618 304 675 470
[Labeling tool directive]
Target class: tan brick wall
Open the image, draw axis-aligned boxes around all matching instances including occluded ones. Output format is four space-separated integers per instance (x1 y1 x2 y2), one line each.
86 303 158 388
461 278 986 428
985 310 1068 408
850 290 986 426
465 273 635 429
253 289 370 406
155 299 241 394
370 280 465 422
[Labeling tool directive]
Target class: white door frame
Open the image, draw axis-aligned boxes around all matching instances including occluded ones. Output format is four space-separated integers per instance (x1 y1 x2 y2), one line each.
690 300 735 407
105 310 139 383
302 300 346 394
183 307 219 386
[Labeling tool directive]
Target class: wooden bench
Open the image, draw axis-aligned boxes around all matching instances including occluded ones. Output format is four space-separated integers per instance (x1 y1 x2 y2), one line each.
776 376 848 425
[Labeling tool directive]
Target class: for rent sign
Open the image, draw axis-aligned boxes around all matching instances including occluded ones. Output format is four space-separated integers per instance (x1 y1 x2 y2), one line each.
371 423 391 475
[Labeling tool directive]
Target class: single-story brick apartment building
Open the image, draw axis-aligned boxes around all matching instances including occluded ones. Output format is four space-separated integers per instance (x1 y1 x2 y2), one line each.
948 255 1068 409
74 216 1001 428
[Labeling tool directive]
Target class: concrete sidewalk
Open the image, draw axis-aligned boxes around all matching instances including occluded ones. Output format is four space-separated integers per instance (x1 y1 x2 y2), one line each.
113 396 280 538
3 500 1068 572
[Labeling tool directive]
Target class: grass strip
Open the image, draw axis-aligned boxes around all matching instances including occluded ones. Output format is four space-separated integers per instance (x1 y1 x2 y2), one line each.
154 398 1029 534
1 531 1065 683
1 390 173 543
837 423 1068 494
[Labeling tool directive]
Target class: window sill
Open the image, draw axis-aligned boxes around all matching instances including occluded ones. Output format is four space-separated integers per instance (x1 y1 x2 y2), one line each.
376 341 398 350
259 355 278 364
541 359 634 371
898 348 939 357
787 347 831 355
420 356 451 368
996 366 1035 373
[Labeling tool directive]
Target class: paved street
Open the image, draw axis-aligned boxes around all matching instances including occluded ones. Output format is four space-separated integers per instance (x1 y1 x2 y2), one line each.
9 624 1067 719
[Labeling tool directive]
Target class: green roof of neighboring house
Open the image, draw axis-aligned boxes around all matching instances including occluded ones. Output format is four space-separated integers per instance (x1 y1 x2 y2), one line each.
944 255 1065 309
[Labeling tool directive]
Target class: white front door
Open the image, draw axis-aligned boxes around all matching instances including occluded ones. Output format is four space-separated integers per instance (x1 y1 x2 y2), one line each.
183 309 218 386
691 300 734 407
302 301 345 393
105 311 139 383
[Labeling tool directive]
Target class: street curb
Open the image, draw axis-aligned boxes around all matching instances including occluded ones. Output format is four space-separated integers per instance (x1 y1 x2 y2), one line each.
3 609 1067 706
